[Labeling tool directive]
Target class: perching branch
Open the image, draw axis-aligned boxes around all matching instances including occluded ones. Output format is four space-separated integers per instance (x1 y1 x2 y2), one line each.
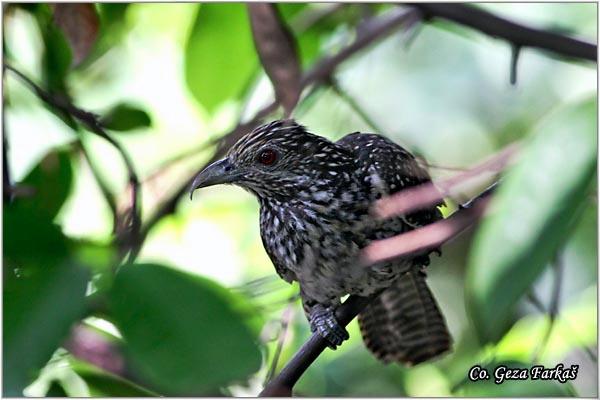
260 181 498 396
4 64 142 263
410 3 597 62
260 295 375 396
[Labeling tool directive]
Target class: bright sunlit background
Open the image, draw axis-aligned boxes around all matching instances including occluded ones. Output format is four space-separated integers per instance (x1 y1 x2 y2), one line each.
3 3 597 397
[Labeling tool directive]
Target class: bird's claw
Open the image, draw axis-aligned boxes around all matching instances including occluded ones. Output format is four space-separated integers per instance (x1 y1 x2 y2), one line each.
309 306 349 349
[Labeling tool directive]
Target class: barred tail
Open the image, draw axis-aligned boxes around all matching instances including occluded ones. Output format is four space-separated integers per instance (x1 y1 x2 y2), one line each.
358 269 451 365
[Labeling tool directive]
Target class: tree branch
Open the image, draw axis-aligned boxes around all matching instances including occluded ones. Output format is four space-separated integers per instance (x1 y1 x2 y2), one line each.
301 7 422 87
410 3 597 62
330 78 387 135
4 64 142 263
260 182 497 396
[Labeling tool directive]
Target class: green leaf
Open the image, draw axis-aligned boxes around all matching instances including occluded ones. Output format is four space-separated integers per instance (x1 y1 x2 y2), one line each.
96 3 130 26
74 4 131 70
3 207 67 270
466 97 597 342
3 203 90 395
3 205 89 395
45 381 69 397
108 263 262 395
184 3 258 113
52 4 100 65
70 360 159 397
16 147 74 221
34 5 73 93
101 103 152 132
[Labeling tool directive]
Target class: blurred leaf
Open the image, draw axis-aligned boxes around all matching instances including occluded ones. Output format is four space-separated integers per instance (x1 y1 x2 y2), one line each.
466 97 597 342
456 360 571 396
16 147 74 221
3 207 67 272
494 285 597 363
96 3 130 26
74 4 131 70
101 103 152 132
248 3 301 115
32 5 73 93
3 206 89 395
52 4 100 66
46 381 69 397
108 263 262 395
70 361 158 397
276 3 308 19
185 3 257 113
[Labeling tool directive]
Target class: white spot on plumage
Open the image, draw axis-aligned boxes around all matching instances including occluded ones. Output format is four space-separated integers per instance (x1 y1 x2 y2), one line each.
313 191 329 201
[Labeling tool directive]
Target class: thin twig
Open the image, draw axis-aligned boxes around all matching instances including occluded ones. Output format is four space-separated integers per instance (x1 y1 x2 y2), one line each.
420 162 470 173
260 183 497 396
532 253 563 363
527 289 597 363
410 3 597 62
330 79 387 135
4 64 142 263
265 300 296 384
510 44 521 85
302 8 422 87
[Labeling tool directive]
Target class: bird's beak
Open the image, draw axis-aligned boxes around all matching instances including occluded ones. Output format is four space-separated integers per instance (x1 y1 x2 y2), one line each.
189 157 236 200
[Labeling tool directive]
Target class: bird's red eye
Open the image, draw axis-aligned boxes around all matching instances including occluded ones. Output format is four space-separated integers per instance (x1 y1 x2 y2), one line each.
258 149 277 165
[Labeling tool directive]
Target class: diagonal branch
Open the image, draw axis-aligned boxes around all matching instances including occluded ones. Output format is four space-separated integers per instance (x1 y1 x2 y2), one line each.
4 64 141 262
410 3 597 62
260 181 498 396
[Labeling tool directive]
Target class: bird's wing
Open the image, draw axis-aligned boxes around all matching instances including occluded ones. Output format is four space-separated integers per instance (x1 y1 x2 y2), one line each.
336 132 443 228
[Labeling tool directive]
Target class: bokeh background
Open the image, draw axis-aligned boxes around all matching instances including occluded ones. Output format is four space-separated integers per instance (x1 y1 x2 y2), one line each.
3 3 597 397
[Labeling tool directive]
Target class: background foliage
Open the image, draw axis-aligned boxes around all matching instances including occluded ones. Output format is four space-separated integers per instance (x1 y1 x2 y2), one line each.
3 3 597 397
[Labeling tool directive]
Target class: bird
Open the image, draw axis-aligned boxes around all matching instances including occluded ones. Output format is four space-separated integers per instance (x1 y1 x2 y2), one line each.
190 119 451 365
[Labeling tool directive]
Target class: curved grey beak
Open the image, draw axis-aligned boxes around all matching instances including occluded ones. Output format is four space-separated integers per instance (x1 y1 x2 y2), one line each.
189 158 236 200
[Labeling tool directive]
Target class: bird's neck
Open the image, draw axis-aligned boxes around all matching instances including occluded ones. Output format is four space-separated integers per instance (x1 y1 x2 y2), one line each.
257 169 366 224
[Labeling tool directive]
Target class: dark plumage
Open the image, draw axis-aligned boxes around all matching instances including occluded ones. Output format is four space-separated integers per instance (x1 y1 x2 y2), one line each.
191 119 451 365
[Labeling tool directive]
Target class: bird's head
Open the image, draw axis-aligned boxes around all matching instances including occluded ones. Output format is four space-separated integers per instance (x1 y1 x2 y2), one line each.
190 119 353 200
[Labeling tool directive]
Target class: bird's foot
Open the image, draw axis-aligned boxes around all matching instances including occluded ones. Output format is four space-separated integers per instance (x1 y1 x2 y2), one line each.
309 305 349 349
